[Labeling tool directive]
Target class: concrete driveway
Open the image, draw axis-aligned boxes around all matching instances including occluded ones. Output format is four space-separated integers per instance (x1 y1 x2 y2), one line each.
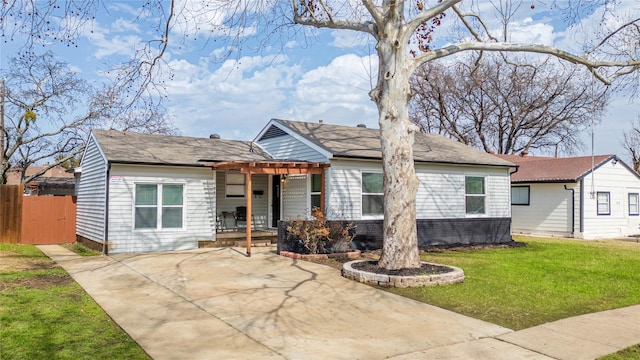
39 245 556 359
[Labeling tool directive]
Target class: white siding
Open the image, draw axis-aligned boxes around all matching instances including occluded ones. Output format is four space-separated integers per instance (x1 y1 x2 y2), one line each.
258 134 328 162
107 165 215 253
580 160 640 239
511 183 574 237
76 135 108 243
416 163 511 219
282 175 309 219
325 159 511 221
215 171 270 229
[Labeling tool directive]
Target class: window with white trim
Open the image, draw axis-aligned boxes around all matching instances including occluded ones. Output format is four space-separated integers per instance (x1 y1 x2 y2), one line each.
597 192 610 215
362 172 384 216
226 172 245 198
135 184 184 229
310 174 322 210
629 193 639 216
511 186 530 205
465 176 485 215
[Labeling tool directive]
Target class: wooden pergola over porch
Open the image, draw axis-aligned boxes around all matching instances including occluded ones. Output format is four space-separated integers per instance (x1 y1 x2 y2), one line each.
206 161 330 257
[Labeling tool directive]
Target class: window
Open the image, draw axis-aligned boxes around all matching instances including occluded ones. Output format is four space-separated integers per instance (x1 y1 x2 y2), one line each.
597 192 610 215
310 174 322 210
362 172 384 216
629 193 639 216
226 173 245 198
465 176 485 215
511 186 530 205
135 184 184 229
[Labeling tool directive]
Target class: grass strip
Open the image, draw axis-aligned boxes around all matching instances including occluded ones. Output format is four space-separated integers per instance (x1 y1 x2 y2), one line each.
387 236 640 330
0 244 150 360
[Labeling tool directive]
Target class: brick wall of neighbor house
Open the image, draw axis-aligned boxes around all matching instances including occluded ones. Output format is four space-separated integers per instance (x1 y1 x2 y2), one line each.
277 217 513 253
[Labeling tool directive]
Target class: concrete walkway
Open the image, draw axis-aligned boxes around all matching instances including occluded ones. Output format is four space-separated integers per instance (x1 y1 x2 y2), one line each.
38 245 640 360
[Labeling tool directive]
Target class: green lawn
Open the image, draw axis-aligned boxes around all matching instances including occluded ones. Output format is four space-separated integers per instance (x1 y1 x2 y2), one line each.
388 236 640 330
0 244 150 360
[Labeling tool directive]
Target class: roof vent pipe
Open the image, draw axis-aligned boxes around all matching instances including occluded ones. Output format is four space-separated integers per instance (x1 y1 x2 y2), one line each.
356 124 367 128
520 149 528 157
210 134 221 139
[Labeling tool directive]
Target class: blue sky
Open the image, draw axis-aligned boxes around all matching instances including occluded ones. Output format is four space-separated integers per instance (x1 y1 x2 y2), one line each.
1 1 638 162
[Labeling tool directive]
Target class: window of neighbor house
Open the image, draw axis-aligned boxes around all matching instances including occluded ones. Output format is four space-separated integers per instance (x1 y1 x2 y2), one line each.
135 184 184 229
597 192 610 215
310 174 322 210
511 186 530 205
465 176 486 215
226 172 245 198
362 172 384 216
629 193 639 216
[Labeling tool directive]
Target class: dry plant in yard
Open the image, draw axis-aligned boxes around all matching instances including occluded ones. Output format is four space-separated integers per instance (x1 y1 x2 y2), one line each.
287 207 355 254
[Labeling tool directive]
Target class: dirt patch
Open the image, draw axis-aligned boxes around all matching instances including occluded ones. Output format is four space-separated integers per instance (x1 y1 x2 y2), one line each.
0 273 73 291
0 253 60 272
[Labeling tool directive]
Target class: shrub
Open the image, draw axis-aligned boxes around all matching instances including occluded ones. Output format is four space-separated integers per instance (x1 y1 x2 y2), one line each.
286 207 355 254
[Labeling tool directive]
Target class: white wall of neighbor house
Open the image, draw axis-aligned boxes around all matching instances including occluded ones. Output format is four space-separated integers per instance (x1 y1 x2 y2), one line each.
580 159 640 239
76 134 108 244
107 164 216 253
511 183 574 237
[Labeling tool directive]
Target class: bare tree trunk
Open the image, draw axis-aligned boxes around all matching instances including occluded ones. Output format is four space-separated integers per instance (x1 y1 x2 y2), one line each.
373 17 421 270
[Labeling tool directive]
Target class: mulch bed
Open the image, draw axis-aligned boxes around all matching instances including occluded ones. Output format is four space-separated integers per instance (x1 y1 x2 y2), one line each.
351 260 453 277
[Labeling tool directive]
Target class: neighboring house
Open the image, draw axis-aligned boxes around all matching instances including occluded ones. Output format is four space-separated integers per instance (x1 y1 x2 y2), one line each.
76 120 515 254
496 153 640 239
6 165 75 196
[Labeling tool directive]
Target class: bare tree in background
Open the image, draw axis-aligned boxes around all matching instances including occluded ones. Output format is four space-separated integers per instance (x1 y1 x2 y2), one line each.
0 52 176 184
2 1 639 270
410 55 608 156
622 117 640 173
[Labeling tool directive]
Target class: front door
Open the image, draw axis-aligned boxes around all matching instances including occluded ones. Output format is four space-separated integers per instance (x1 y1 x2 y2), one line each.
271 175 281 227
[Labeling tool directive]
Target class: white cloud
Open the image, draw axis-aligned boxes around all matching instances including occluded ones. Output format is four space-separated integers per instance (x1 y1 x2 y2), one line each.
291 53 379 127
330 29 372 49
504 18 556 45
165 54 300 140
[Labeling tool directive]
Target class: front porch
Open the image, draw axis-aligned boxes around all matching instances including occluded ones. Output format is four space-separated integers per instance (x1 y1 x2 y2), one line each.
198 229 279 248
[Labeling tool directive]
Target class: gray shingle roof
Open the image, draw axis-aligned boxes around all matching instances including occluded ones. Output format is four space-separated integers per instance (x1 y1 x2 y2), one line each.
272 119 514 167
92 130 273 166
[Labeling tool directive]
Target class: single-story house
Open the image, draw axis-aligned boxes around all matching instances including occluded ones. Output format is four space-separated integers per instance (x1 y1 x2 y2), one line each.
496 153 640 239
6 165 75 196
76 119 515 254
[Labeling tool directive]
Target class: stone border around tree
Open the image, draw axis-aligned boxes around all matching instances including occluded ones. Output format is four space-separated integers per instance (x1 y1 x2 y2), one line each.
342 260 464 288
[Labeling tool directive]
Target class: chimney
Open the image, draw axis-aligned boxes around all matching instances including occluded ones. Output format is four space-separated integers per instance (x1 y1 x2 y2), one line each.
520 149 529 157
356 124 367 128
209 134 221 139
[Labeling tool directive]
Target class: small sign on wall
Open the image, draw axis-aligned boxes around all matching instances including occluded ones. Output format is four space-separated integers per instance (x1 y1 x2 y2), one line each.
110 175 124 184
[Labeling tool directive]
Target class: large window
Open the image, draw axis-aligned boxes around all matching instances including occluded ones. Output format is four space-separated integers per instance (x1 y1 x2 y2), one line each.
465 176 485 215
226 173 245 198
511 186 530 205
629 193 639 216
362 172 384 216
310 174 322 210
597 192 610 215
135 184 184 229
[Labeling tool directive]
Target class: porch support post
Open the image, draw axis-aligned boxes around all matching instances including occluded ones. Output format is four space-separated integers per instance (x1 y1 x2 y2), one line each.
320 169 326 215
246 172 252 257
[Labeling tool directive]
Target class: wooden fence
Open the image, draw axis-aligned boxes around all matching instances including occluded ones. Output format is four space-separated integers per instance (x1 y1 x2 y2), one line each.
0 185 76 245
0 185 23 244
